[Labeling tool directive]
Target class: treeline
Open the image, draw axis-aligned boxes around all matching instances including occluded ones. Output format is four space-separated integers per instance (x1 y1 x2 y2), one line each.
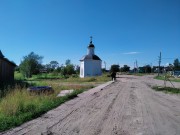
16 52 79 78
110 65 130 72
15 52 180 78
110 58 180 73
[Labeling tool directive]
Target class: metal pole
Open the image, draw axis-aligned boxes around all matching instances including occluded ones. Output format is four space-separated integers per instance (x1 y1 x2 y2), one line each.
158 52 161 76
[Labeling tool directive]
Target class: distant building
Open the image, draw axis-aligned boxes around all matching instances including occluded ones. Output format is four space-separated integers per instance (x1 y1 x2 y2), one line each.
0 50 16 83
173 70 180 77
80 37 102 78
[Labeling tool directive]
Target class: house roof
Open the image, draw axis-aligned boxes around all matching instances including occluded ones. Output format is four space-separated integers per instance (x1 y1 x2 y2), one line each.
0 50 16 67
0 50 4 58
80 54 101 61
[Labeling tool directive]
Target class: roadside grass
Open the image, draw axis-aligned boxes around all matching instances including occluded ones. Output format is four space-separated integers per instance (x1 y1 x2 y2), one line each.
58 73 111 83
0 73 111 132
0 88 84 132
154 75 180 82
152 86 180 94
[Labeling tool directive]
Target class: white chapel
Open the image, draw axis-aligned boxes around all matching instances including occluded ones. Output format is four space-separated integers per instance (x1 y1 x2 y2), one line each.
80 37 102 78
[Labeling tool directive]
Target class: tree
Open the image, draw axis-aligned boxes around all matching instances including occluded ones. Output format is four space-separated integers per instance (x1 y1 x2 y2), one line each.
74 65 80 74
61 65 75 76
19 52 43 78
144 65 152 73
15 66 20 72
173 58 180 70
138 65 152 73
65 59 71 66
49 61 59 70
44 64 51 72
120 65 130 72
66 64 76 75
110 65 120 72
166 64 173 71
61 60 76 76
61 66 67 76
56 66 62 73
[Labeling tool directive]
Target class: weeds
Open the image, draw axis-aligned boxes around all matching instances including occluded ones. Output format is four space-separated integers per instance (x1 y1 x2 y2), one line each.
154 75 180 82
0 73 110 132
0 88 84 132
152 86 180 94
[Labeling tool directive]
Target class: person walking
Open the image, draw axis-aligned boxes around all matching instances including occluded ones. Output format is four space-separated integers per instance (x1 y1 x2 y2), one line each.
111 71 116 81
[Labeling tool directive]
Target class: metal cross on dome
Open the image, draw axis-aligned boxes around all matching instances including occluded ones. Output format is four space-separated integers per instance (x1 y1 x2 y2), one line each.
90 36 93 43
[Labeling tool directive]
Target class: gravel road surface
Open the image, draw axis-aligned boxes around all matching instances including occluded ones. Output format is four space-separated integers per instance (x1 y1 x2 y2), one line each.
1 75 180 135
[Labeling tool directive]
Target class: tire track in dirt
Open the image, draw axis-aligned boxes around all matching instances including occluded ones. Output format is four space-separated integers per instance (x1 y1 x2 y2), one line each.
93 82 125 135
46 81 125 135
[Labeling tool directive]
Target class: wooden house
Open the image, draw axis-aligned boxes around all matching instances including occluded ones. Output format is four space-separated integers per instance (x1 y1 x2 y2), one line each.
0 50 16 84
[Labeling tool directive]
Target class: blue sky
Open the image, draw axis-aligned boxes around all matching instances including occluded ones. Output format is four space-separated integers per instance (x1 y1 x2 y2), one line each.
0 0 180 69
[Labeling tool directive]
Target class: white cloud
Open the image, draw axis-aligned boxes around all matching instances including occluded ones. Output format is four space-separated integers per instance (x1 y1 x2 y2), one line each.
123 52 141 55
165 63 169 66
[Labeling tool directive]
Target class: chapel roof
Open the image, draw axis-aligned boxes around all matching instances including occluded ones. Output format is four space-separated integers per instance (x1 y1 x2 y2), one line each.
80 54 101 61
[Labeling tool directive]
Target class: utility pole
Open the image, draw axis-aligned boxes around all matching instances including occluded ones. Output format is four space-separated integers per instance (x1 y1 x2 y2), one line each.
104 61 106 70
136 60 138 73
151 63 153 73
158 52 161 76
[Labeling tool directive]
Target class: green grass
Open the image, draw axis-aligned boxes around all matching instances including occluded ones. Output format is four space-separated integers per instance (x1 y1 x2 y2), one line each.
0 72 111 132
0 89 84 131
154 75 180 82
15 72 111 82
152 86 180 94
14 71 25 80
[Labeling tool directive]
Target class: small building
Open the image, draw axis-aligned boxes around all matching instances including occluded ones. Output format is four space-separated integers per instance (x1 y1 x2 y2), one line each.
80 37 102 78
173 70 180 77
0 50 16 84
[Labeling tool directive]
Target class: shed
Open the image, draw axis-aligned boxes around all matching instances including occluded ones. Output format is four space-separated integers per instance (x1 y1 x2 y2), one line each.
0 50 16 83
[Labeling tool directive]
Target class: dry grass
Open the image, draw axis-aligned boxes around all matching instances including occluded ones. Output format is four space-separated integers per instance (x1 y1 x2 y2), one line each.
0 73 111 131
0 85 85 131
154 75 180 82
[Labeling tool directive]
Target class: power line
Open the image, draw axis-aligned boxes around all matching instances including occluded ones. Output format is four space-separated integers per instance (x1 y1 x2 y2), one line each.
162 57 180 60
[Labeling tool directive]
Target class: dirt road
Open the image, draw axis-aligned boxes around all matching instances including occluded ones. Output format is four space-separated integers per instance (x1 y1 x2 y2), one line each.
2 75 180 135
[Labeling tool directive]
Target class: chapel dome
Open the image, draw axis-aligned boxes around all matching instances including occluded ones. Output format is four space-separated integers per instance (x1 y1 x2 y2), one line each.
88 42 95 48
80 36 101 61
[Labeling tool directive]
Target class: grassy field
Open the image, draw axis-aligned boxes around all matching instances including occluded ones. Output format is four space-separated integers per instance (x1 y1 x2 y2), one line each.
154 75 180 82
0 72 111 132
152 86 180 94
